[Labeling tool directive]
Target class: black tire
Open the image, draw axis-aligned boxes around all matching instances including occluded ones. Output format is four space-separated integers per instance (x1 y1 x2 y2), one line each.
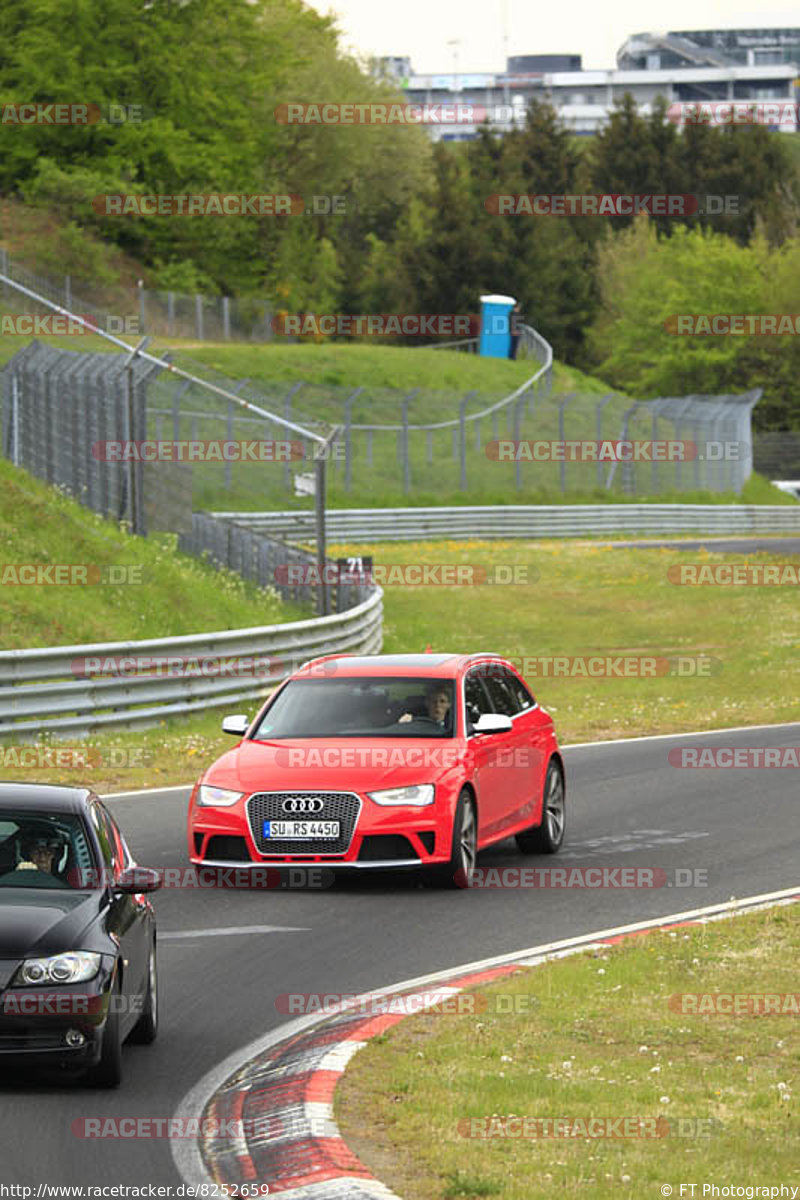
516 761 566 855
427 789 477 889
86 973 123 1088
128 938 157 1045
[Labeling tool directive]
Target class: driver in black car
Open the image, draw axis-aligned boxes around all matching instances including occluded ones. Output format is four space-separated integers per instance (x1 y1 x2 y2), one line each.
398 682 451 729
0 828 67 885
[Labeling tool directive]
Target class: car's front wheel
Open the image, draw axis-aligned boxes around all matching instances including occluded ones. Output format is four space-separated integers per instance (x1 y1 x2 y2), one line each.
86 974 123 1088
128 938 158 1045
429 789 477 889
516 761 565 855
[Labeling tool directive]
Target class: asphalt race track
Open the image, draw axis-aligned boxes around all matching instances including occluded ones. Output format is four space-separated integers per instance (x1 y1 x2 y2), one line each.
3 722 799 1186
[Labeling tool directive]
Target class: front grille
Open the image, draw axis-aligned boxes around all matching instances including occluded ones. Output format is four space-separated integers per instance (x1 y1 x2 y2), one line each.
247 792 361 856
0 1027 73 1051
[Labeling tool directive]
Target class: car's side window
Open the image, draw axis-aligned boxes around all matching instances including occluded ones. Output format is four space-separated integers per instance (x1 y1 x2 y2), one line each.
504 668 535 710
464 671 494 733
481 671 521 716
90 804 119 878
99 803 132 870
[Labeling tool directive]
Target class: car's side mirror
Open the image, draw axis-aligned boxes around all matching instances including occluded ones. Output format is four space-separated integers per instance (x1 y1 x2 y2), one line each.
222 714 249 737
115 867 162 894
473 713 513 736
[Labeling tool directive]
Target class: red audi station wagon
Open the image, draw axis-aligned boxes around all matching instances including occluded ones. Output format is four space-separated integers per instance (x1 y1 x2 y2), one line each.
188 654 565 887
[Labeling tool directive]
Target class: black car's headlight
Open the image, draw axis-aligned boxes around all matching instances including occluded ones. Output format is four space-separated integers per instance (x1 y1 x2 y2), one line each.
12 952 102 986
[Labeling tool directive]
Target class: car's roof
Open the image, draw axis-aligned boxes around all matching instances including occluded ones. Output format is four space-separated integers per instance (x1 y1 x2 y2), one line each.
0 783 93 812
293 653 507 679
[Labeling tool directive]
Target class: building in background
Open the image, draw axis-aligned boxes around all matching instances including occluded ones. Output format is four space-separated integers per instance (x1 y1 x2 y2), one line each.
381 28 799 139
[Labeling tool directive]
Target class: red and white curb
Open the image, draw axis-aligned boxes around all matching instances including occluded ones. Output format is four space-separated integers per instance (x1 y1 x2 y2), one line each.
172 886 800 1199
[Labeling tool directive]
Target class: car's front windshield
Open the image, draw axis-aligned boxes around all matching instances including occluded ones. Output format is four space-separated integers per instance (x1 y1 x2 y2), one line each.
0 811 96 889
250 676 456 739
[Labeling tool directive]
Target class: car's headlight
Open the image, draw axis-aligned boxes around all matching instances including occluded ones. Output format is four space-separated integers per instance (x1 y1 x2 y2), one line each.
13 952 102 986
367 784 435 806
197 785 244 807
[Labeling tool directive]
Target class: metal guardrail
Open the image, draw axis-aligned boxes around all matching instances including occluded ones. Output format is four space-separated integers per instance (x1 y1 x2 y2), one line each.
212 504 800 543
0 588 383 738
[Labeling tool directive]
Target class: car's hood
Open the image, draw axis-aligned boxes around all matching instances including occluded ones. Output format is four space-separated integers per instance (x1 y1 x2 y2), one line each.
0 889 103 963
204 737 468 794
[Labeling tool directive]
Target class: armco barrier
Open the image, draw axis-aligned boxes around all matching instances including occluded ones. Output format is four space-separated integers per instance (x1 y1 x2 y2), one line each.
0 588 382 738
211 504 800 543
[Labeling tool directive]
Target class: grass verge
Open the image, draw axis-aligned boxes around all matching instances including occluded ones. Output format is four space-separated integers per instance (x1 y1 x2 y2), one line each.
335 902 799 1200
0 457 305 649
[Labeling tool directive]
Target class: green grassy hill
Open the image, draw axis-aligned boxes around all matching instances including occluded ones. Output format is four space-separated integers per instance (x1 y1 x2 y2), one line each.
0 457 304 650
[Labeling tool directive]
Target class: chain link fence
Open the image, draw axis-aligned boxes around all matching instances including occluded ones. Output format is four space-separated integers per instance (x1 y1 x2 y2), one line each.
0 249 279 343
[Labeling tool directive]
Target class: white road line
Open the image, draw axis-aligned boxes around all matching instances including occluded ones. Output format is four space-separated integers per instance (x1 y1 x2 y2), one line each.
562 719 800 750
170 883 800 1188
160 925 309 940
102 784 191 799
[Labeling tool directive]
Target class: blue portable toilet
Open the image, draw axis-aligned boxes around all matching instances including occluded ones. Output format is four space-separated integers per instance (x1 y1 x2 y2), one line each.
479 294 516 358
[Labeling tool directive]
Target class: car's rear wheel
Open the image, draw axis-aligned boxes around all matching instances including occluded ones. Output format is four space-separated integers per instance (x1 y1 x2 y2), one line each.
516 761 565 855
86 973 123 1088
128 938 157 1045
428 789 477 889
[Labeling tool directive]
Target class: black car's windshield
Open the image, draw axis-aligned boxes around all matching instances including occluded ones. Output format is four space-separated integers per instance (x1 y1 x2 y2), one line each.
251 677 456 739
0 811 96 890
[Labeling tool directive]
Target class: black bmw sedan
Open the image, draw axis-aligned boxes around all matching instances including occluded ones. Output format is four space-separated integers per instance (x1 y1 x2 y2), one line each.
0 783 160 1087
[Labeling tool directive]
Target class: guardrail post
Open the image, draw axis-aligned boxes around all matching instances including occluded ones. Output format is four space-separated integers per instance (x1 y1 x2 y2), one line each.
651 411 659 494
344 395 353 492
514 396 525 491
595 394 613 488
138 283 146 335
195 294 204 341
282 382 302 492
123 337 151 535
226 401 234 490
10 374 19 465
459 392 475 491
222 296 231 341
167 292 175 338
402 397 411 494
557 393 576 495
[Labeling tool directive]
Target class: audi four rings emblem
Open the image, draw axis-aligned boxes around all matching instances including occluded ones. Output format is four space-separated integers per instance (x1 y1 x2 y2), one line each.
282 797 324 814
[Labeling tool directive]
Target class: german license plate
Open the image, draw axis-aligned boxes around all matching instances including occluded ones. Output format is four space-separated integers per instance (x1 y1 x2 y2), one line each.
264 820 340 839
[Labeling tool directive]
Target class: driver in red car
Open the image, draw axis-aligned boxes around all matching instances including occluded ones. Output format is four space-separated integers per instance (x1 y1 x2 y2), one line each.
398 682 452 729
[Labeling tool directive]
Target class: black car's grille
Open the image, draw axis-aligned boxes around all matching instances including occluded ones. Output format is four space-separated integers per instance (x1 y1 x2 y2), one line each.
246 792 361 856
0 1027 74 1051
